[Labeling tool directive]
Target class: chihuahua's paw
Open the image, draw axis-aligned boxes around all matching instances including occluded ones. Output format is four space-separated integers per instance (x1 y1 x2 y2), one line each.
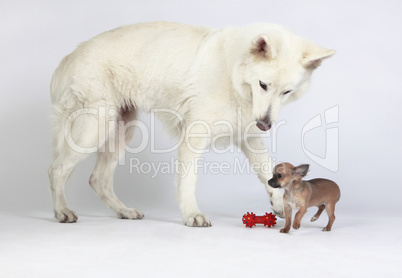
322 227 331 232
311 216 318 222
280 228 289 233
293 223 301 229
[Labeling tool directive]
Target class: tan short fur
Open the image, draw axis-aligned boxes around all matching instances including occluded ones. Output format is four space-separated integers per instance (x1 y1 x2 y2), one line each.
268 162 340 233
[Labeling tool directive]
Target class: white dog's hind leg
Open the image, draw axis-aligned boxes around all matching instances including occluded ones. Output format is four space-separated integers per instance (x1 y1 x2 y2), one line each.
241 138 285 218
177 141 211 227
48 154 86 223
89 152 144 219
48 114 99 223
89 108 144 219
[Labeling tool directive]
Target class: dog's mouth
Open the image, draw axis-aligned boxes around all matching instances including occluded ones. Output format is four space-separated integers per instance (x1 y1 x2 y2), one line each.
268 179 280 188
268 183 281 189
256 121 271 131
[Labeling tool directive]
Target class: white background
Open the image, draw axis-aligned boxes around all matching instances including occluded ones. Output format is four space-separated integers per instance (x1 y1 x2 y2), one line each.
1 1 401 277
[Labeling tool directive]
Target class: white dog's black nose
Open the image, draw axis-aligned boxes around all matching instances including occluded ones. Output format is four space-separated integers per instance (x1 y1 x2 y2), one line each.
256 120 271 131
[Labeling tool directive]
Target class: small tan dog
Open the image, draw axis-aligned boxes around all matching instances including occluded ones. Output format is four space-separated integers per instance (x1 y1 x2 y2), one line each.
268 163 340 233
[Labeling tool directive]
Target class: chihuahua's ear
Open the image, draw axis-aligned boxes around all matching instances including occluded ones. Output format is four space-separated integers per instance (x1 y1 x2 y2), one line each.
293 164 309 177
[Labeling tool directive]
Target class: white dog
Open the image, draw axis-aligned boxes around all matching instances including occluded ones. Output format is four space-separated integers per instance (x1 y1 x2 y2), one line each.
48 22 334 226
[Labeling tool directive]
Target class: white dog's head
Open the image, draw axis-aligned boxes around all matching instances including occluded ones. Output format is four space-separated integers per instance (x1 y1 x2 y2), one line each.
233 25 335 131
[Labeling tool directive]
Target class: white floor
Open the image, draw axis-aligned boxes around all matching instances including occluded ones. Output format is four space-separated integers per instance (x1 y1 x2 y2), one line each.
1 209 401 278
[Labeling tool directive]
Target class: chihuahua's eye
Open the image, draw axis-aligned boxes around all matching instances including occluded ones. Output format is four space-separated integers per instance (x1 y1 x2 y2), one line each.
259 80 268 91
283 90 292 95
277 174 282 179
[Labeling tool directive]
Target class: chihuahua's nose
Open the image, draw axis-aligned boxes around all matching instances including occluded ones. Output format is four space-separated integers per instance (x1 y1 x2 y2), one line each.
268 179 273 186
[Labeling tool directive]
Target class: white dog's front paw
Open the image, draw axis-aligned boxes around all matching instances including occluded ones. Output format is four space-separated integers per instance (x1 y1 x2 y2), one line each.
55 208 78 223
184 213 211 227
270 191 285 218
117 208 144 220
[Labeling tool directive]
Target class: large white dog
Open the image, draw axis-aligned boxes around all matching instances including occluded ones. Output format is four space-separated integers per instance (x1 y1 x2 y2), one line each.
48 22 334 226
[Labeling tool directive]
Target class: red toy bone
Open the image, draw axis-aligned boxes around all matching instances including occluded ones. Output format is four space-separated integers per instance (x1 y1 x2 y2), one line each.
242 212 277 228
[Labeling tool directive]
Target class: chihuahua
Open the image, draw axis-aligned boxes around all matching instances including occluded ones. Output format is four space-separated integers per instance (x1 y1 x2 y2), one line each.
268 163 340 233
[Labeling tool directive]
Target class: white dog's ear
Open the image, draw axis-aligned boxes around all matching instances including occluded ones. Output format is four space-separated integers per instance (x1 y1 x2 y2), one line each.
251 35 275 59
302 45 335 69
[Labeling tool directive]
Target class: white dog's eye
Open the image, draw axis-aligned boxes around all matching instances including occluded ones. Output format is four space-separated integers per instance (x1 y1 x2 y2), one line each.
283 90 292 95
259 80 268 91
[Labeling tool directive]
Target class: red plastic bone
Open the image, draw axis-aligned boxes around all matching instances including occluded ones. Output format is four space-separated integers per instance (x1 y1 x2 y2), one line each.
242 212 277 228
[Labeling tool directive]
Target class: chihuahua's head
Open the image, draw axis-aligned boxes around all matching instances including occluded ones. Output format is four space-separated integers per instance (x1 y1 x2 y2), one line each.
268 163 309 189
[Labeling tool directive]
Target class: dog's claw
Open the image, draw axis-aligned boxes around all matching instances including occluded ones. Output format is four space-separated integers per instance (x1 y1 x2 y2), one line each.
117 208 144 220
55 208 78 223
185 213 211 227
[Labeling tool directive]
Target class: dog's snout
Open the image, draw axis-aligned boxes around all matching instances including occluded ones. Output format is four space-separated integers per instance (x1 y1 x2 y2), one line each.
256 119 272 131
256 111 272 131
272 184 281 188
268 178 281 188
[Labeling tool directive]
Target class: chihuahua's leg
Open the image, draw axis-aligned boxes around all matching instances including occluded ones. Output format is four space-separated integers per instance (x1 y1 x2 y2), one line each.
323 202 336 231
311 204 325 222
241 138 284 218
293 206 307 229
280 203 292 233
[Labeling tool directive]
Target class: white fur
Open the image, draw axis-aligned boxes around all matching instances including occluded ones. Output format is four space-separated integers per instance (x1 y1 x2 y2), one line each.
48 21 334 226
